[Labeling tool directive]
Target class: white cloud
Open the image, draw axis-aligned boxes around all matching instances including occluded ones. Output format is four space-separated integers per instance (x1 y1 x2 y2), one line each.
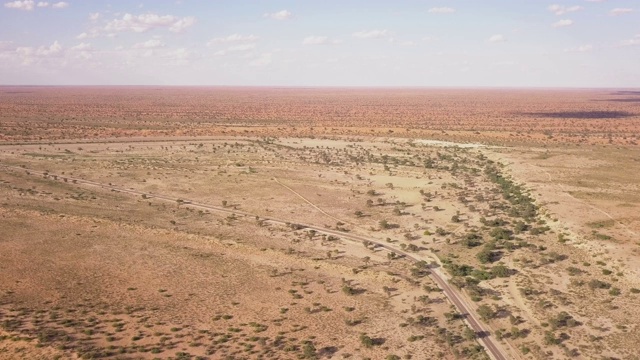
399 40 415 47
38 40 62 55
75 51 91 60
71 42 91 50
164 48 191 65
609 8 633 16
564 44 593 52
249 52 272 67
428 7 455 14
585 0 606 2
89 12 100 21
208 34 259 46
0 41 15 51
302 36 328 45
67 43 92 61
6 0 67 10
353 29 389 39
104 13 196 33
133 39 165 49
548 4 583 15
76 31 99 40
4 0 35 10
15 47 35 64
552 19 574 28
302 36 342 45
169 16 196 32
619 34 640 46
15 40 64 64
227 44 255 52
488 34 506 43
51 1 67 8
263 10 292 20
214 43 256 56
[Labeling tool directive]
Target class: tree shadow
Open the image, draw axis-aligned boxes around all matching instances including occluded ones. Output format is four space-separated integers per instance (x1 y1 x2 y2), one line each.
598 98 640 103
592 89 640 102
486 250 504 263
558 332 571 343
317 346 338 357
351 288 367 295
517 111 635 119
610 90 640 96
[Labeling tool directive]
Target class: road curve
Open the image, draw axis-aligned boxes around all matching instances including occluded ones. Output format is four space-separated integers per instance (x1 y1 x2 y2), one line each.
1 163 510 360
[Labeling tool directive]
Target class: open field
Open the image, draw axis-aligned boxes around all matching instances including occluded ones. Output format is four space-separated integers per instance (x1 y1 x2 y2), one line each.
1 87 640 359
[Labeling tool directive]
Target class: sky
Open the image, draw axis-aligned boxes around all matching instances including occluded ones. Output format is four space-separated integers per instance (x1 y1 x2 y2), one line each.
0 0 639 87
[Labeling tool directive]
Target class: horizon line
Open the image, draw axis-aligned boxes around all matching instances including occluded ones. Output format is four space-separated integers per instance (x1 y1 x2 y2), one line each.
1 84 639 91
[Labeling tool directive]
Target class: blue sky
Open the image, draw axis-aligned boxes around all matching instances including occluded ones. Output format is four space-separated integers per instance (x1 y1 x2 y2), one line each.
0 0 639 87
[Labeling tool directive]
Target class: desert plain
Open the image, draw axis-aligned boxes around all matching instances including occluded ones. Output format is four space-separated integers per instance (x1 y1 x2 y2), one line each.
0 87 639 360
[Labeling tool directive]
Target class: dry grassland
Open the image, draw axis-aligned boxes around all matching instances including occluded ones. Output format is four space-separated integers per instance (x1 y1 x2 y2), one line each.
1 87 640 360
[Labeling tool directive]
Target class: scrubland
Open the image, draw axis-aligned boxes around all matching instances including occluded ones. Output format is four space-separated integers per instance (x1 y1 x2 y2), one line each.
0 87 639 359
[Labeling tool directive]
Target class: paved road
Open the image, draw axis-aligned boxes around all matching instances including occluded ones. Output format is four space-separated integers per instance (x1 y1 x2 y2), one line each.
1 163 510 360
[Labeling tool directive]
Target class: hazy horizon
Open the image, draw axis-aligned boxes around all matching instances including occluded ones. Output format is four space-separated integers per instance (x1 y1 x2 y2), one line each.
2 85 639 91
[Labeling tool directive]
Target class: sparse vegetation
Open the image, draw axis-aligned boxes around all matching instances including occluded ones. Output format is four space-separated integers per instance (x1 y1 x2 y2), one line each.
1 88 640 359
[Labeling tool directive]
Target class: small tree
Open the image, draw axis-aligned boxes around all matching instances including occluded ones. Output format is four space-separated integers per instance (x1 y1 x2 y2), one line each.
302 341 316 359
477 305 495 321
342 285 357 295
307 230 317 240
544 331 560 345
363 256 371 266
360 333 374 348
491 264 510 278
463 327 476 340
